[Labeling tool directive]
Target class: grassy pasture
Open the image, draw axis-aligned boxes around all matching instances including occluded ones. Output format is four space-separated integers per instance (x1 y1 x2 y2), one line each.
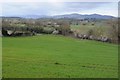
70 24 94 34
70 22 113 37
2 35 118 78
0 37 1 79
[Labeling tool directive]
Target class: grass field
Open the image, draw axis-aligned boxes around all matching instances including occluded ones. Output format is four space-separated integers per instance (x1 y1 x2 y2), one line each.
70 24 95 34
70 23 112 37
0 37 2 79
70 21 109 31
2 35 118 78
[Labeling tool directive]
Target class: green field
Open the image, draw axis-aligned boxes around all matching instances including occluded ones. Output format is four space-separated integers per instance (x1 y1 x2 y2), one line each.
70 24 95 34
2 35 118 78
70 23 112 37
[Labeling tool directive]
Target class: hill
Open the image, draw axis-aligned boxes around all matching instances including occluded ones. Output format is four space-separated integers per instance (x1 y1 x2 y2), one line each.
3 35 118 78
2 13 115 19
52 13 115 19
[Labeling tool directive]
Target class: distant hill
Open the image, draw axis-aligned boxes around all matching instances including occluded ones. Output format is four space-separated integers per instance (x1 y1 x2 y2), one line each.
2 13 115 19
0 16 22 19
52 13 115 19
19 15 50 19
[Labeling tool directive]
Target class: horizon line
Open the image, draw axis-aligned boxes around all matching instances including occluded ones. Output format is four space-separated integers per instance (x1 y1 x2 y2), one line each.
1 13 117 17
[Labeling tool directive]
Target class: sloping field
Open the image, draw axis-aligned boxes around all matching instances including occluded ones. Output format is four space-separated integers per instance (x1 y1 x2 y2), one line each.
2 35 118 78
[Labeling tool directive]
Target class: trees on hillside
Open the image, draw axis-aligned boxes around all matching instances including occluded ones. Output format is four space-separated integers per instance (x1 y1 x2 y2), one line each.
56 21 70 36
107 19 118 43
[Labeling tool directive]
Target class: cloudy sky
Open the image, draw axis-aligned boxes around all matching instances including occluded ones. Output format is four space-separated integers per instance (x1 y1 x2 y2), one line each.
1 2 118 17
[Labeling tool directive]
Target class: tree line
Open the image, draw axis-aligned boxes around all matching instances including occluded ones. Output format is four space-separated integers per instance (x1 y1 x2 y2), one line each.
1 17 119 44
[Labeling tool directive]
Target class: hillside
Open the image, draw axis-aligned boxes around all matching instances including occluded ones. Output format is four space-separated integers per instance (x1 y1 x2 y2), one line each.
3 35 118 78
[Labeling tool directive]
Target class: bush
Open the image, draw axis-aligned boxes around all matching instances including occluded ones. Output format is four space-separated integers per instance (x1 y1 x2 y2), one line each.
43 27 54 34
2 28 9 36
32 26 43 33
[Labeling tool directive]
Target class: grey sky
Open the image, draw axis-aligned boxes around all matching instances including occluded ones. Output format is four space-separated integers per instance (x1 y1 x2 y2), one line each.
1 2 118 17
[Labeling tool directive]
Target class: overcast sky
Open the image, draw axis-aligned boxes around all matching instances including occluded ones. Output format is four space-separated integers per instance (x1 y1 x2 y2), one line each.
1 2 118 17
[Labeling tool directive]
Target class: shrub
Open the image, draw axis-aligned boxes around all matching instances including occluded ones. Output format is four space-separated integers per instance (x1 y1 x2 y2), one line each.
43 27 54 34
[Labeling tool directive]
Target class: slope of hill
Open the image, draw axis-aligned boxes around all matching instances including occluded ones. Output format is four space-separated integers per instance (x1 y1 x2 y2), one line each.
3 35 118 78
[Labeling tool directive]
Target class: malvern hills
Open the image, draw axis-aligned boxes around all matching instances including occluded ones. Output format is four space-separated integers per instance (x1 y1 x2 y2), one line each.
2 13 115 19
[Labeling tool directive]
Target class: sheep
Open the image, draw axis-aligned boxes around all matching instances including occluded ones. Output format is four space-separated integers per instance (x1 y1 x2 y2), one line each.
52 30 59 35
89 35 94 40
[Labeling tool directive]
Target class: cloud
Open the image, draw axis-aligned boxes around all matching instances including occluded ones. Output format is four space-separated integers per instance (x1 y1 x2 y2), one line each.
79 2 118 16
1 0 119 2
1 2 118 17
